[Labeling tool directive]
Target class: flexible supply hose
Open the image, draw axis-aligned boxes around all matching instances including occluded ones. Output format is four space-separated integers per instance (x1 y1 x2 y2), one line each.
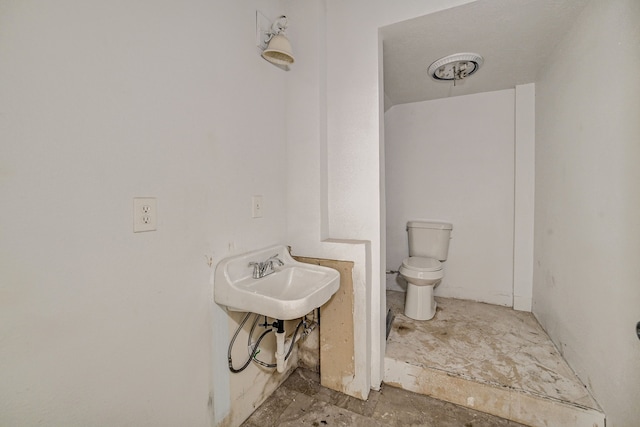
228 313 308 372
285 318 305 359
228 312 273 373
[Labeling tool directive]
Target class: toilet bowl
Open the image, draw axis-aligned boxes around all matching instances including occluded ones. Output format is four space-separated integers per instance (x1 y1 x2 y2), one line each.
399 256 443 320
398 220 452 320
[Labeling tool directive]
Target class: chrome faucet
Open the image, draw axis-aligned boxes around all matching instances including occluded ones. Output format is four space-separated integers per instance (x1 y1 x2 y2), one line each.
248 254 284 279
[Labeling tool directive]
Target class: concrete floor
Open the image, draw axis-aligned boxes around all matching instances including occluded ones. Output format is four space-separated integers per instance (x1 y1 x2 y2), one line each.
241 367 527 427
242 291 605 426
384 290 605 426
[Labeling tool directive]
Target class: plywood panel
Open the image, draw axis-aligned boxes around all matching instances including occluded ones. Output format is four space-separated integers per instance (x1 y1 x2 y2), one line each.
294 256 355 396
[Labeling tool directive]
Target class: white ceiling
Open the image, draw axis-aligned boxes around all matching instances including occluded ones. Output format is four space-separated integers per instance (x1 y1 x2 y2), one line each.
381 0 590 109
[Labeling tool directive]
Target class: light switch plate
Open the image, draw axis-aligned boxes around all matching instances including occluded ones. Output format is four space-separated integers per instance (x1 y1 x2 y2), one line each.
252 195 263 218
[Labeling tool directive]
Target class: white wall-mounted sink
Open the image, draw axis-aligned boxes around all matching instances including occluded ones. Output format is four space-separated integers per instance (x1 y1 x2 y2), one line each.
214 245 340 320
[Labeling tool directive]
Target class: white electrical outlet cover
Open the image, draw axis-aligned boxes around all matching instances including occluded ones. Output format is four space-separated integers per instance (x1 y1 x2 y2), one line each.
133 197 157 232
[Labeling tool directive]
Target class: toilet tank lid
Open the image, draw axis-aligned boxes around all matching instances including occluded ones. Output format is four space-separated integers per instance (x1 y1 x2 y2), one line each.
407 221 452 230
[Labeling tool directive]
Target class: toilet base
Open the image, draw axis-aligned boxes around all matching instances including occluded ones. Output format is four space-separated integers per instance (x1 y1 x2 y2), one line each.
404 283 437 320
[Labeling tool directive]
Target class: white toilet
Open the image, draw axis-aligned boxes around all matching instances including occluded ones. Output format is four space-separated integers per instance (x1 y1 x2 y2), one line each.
399 221 452 320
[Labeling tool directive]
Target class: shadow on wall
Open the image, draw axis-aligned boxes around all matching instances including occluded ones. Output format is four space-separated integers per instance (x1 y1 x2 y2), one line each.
388 272 407 291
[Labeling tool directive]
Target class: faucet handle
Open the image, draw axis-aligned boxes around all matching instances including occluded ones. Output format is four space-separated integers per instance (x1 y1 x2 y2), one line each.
266 254 284 266
248 262 261 278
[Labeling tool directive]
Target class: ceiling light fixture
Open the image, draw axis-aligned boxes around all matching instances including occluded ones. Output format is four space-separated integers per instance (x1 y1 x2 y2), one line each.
428 53 483 85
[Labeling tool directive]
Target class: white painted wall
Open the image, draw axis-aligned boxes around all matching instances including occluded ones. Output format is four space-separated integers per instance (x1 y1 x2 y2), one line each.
385 90 516 306
0 1 292 426
513 83 535 311
5 0 583 424
283 0 373 400
533 0 640 425
322 0 477 389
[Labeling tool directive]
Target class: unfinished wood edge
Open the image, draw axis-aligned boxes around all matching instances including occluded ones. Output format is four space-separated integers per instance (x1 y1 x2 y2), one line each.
295 256 358 399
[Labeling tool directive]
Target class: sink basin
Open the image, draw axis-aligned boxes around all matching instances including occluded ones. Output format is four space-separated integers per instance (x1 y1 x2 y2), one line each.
214 245 340 320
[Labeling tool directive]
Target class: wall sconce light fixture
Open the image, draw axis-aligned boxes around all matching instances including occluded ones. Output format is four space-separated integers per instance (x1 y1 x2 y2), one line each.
256 12 295 68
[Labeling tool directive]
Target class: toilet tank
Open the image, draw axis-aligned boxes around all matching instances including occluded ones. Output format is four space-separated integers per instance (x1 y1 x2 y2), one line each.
407 221 453 261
